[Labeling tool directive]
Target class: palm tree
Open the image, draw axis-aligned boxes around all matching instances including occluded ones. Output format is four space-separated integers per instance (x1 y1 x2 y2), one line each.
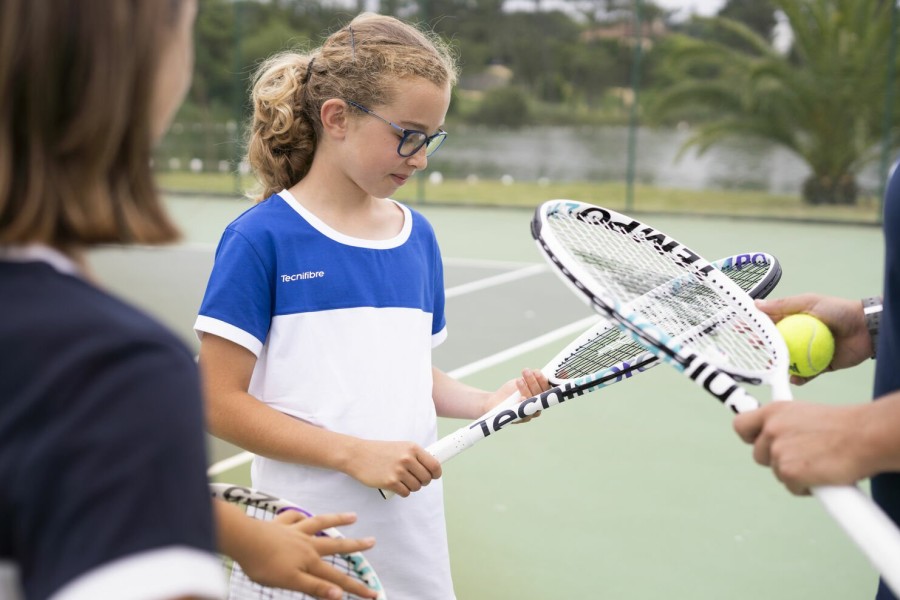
650 0 899 205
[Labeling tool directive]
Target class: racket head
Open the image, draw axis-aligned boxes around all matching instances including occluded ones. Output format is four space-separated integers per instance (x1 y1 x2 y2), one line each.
532 200 791 398
547 250 783 384
210 483 387 600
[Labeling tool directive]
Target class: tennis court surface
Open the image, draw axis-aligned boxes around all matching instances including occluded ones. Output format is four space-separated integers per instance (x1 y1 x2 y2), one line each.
90 194 884 599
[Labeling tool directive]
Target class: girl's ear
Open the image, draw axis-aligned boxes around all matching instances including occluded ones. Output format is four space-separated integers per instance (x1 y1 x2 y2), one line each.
320 99 349 140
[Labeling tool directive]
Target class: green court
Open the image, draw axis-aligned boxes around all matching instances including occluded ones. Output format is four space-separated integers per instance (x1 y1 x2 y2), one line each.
90 194 884 599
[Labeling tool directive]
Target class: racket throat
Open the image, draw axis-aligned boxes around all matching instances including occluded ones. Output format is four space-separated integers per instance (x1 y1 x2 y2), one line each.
683 354 741 407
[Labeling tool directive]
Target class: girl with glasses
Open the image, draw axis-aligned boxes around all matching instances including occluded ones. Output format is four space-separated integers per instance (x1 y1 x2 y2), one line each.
194 12 549 600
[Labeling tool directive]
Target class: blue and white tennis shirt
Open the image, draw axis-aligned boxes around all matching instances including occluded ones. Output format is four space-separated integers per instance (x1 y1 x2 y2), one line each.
195 190 455 600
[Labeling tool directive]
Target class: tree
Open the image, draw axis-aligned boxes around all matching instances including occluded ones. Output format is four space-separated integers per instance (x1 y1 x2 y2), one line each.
718 0 777 42
471 86 530 127
190 0 236 112
649 0 900 205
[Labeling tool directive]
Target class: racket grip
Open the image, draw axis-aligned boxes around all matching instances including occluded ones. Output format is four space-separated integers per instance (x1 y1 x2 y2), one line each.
812 485 900 596
377 432 486 500
379 391 523 500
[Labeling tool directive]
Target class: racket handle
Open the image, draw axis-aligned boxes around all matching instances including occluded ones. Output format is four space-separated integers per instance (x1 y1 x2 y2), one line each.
812 485 900 596
379 391 524 499
378 431 483 500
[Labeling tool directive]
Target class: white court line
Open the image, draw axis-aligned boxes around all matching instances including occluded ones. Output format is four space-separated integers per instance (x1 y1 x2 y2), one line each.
443 257 539 270
446 315 598 380
445 263 546 298
207 451 255 477
205 314 600 477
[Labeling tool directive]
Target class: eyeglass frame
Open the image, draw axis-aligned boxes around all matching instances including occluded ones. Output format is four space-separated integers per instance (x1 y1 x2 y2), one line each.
345 100 447 158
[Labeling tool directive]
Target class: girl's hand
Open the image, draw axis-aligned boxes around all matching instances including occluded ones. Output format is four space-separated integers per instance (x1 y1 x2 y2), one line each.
216 500 378 599
485 368 551 423
244 510 378 599
343 439 442 497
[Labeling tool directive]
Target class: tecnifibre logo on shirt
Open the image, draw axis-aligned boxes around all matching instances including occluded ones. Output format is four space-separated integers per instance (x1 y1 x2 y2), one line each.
281 271 325 283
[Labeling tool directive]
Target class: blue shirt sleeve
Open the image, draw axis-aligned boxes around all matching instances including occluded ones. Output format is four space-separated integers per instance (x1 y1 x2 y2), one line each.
432 236 447 337
199 227 275 346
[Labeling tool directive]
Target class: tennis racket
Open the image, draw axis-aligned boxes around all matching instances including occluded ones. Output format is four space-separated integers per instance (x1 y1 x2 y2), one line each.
531 199 900 594
379 250 781 500
211 483 387 600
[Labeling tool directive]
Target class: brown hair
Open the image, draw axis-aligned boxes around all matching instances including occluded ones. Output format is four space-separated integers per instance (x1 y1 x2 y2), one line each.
0 0 185 249
247 12 458 201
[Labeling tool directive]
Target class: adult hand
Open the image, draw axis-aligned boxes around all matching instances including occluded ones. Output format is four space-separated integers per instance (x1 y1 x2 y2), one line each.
756 294 873 384
733 401 868 495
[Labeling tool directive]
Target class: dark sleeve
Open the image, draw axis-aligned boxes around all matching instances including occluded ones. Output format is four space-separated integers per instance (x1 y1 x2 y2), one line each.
15 335 218 600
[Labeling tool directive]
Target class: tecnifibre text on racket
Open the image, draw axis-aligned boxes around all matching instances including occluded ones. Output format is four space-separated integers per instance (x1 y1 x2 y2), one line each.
379 250 781 500
532 199 900 594
211 483 386 600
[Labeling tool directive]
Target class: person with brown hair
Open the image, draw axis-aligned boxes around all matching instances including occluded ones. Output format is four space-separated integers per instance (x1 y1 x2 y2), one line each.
194 12 549 600
0 2 375 599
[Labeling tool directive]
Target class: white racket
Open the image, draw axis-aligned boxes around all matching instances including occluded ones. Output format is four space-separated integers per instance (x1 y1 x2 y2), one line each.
379 250 781 499
211 483 386 600
531 199 900 595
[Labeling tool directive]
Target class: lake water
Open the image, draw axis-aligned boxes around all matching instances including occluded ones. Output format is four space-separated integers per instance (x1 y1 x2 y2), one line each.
159 123 885 195
427 125 883 195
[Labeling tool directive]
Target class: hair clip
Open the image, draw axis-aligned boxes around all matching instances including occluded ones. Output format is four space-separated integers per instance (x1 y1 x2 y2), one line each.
302 57 316 84
348 26 356 60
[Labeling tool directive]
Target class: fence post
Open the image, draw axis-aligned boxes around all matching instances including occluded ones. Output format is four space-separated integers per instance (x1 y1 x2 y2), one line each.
232 2 243 197
625 0 643 213
878 0 898 220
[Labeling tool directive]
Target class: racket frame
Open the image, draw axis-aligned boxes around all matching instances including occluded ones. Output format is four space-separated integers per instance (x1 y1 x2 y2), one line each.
532 202 783 411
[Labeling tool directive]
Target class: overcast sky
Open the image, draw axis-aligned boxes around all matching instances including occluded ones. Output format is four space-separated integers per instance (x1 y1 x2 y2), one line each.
499 0 729 21
653 0 726 19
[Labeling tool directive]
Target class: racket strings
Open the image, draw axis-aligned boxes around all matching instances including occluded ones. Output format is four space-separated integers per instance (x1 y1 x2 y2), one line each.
719 260 771 291
552 257 776 381
548 213 777 375
554 326 648 380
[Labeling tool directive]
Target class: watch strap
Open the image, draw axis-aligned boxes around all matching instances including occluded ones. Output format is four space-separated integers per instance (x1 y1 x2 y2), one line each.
863 296 883 358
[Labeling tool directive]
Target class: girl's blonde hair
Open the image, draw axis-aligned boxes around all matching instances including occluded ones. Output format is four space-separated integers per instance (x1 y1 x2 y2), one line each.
247 12 458 201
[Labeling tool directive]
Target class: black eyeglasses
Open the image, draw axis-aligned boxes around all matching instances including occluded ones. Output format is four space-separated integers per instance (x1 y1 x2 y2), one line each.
346 100 447 157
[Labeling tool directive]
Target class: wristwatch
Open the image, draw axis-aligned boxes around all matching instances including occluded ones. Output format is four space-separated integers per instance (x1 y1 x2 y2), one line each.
862 296 883 358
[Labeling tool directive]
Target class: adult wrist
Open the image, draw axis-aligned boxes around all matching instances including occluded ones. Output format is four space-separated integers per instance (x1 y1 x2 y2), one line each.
862 296 882 359
861 393 900 476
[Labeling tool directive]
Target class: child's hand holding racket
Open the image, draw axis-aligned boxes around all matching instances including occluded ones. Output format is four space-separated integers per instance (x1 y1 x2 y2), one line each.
236 505 378 598
213 484 386 599
344 439 443 498
483 368 551 424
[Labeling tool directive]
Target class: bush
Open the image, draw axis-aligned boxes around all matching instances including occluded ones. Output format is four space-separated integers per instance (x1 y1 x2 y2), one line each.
471 86 530 128
802 173 859 205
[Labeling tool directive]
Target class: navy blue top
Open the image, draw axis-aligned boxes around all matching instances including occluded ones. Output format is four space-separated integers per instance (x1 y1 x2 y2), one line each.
872 161 900 600
0 260 216 599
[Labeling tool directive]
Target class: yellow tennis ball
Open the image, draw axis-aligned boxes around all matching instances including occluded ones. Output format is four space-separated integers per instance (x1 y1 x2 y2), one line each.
776 314 835 377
